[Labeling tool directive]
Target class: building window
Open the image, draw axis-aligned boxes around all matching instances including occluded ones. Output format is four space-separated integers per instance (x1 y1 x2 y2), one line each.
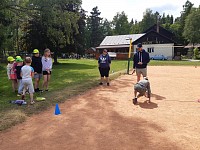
147 47 154 53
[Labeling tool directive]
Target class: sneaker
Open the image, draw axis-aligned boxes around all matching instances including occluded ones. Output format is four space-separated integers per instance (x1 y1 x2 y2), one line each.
133 98 138 105
35 88 39 93
107 83 110 86
30 101 35 105
45 89 49 92
17 93 21 97
21 95 25 100
99 82 103 85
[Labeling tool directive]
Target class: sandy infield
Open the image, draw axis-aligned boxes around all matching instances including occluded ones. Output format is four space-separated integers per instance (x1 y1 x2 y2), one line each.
0 66 200 150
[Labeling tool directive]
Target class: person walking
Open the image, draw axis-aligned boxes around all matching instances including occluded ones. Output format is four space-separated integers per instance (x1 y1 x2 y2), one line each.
98 49 111 86
132 43 150 82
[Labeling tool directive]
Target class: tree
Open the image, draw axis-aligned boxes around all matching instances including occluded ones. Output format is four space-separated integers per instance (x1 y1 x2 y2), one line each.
193 47 199 59
140 9 157 32
88 6 103 47
112 11 131 35
24 0 81 64
101 19 113 36
183 7 200 45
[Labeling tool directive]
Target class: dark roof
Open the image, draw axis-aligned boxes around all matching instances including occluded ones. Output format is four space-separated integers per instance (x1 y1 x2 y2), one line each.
143 24 174 38
132 30 176 45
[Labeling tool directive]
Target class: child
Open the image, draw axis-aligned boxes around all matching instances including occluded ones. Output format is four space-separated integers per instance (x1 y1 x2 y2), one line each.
21 57 35 104
31 49 43 92
42 48 52 91
133 77 151 105
7 56 18 92
15 57 24 96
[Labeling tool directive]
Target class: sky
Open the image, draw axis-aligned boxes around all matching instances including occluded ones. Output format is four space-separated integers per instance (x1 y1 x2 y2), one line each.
82 0 200 21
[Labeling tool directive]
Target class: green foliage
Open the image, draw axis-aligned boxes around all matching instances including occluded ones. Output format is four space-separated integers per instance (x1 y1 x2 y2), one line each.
193 47 200 59
112 11 131 35
183 7 200 44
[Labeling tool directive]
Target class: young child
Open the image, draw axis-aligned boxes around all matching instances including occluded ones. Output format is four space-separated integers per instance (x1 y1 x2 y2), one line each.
42 48 52 91
31 49 43 92
15 57 24 96
7 56 18 92
133 77 151 105
21 57 35 104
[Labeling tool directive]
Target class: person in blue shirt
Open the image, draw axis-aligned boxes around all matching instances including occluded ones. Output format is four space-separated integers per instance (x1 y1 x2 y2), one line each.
132 43 150 82
98 49 111 86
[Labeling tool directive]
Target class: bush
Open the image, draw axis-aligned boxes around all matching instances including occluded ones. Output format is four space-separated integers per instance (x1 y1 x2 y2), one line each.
193 47 200 60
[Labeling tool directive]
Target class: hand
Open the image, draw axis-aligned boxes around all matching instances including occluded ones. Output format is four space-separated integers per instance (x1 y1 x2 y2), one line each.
34 72 38 74
138 62 143 65
132 69 135 74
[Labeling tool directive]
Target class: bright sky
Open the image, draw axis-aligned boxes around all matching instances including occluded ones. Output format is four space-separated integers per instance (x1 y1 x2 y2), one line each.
82 0 200 21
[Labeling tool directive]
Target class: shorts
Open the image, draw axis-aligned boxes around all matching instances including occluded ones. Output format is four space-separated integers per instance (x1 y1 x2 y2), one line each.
134 84 146 96
43 71 51 75
136 68 147 77
34 73 43 79
10 74 17 80
99 67 110 77
22 79 34 94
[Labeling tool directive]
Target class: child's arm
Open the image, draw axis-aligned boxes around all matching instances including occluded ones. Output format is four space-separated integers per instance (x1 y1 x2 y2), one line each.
7 65 11 79
31 67 34 78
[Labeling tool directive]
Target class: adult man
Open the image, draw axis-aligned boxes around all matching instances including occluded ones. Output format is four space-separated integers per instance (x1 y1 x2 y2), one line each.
133 77 151 105
31 49 42 92
132 43 150 82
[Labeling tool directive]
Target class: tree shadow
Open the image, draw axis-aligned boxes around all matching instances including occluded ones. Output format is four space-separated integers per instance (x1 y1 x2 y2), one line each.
151 93 166 100
138 101 158 109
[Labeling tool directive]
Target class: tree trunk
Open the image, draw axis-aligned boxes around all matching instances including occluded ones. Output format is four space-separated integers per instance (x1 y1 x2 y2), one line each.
53 49 58 65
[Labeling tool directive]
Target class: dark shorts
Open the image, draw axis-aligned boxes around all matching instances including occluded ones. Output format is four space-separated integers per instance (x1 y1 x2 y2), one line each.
99 67 110 77
43 71 52 75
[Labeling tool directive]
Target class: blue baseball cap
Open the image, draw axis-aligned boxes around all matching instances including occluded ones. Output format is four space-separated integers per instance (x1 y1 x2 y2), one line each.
137 43 142 48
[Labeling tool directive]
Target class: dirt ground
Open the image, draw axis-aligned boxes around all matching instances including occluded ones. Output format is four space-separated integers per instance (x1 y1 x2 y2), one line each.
0 66 200 150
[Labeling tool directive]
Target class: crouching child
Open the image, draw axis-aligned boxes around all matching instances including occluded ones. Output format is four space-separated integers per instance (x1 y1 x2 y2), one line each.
133 77 151 105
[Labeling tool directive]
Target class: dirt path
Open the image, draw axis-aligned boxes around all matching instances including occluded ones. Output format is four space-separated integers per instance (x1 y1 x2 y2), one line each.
1 66 200 150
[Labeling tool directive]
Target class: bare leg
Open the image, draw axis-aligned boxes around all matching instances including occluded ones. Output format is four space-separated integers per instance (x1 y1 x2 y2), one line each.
34 78 40 89
43 75 48 90
106 77 109 83
46 75 51 90
137 75 141 82
30 93 34 102
11 80 15 92
14 79 18 91
100 77 104 83
134 90 137 98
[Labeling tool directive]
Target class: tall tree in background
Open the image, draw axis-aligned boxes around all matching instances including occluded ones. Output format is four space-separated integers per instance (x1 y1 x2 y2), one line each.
24 0 81 63
88 6 103 47
140 9 157 32
112 11 130 35
183 7 200 45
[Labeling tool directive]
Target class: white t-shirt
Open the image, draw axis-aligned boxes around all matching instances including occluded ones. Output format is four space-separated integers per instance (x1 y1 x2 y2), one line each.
21 65 34 80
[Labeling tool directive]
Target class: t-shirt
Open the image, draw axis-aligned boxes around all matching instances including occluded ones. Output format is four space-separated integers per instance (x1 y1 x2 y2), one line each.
98 54 111 68
16 66 23 79
21 65 34 80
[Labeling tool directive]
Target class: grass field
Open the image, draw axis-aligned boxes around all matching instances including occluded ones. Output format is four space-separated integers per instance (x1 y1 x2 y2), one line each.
0 59 199 131
0 59 130 130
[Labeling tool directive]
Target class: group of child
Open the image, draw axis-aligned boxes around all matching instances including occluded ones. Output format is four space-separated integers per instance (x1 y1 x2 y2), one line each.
7 48 52 104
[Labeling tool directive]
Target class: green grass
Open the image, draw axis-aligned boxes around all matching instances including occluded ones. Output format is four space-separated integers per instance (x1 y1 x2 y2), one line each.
0 59 129 131
149 60 200 66
0 59 199 131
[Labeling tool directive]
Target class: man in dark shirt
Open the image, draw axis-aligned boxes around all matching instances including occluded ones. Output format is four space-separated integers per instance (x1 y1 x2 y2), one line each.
31 49 42 92
132 43 150 82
